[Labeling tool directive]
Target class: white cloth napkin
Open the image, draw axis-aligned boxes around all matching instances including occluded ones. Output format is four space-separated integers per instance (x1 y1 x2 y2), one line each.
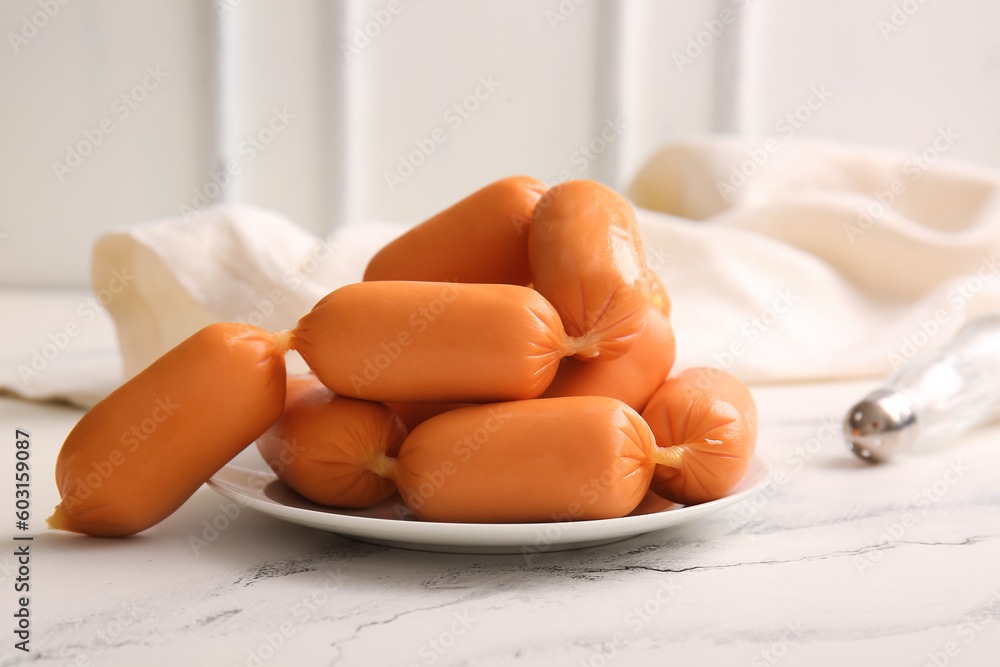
630 137 1000 381
88 205 402 381
5 136 1000 407
0 290 122 407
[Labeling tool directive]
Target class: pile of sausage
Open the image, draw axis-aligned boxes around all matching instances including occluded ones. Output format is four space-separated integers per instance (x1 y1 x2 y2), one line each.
49 177 757 537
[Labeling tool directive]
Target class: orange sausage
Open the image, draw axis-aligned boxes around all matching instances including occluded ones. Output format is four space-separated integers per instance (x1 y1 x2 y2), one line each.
49 323 288 537
542 306 676 412
529 180 650 361
385 401 472 432
641 368 758 505
648 272 671 318
257 374 404 507
386 396 658 522
291 281 595 403
364 175 548 285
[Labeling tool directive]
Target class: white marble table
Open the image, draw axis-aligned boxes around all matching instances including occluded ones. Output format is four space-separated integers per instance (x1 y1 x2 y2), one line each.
2 378 999 667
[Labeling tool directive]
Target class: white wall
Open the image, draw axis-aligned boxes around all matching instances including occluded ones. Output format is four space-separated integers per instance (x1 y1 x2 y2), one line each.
2 0 1000 287
1 1 214 286
744 0 1000 163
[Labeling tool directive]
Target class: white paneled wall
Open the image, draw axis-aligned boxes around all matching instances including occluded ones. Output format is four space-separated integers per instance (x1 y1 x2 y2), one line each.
213 0 332 235
745 0 1000 164
356 0 609 221
1 0 214 286
626 1 746 166
2 0 1000 287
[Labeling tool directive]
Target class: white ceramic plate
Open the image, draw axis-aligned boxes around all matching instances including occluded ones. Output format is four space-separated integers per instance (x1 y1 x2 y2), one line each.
208 448 771 555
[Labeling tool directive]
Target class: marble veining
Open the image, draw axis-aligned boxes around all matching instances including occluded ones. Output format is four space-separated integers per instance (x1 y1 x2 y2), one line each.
4 380 1000 667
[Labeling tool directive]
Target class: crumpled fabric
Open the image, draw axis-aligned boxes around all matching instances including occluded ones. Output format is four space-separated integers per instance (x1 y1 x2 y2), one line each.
7 136 1000 407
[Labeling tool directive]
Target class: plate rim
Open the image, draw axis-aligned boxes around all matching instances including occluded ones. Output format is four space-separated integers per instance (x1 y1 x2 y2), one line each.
207 449 772 550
